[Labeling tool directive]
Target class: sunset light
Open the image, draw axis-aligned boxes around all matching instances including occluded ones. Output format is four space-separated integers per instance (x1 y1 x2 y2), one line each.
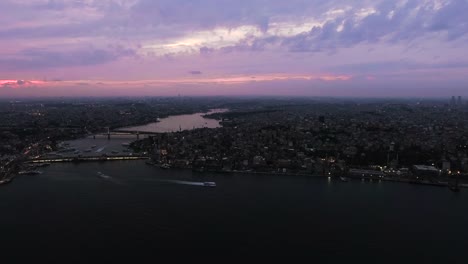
0 0 466 97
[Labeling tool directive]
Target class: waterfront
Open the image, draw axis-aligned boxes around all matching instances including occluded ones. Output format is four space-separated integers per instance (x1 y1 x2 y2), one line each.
1 160 467 261
40 134 144 161
117 108 228 133
34 108 228 162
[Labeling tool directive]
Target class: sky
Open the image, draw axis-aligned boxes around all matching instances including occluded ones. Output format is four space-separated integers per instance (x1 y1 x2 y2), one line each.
1 0 468 97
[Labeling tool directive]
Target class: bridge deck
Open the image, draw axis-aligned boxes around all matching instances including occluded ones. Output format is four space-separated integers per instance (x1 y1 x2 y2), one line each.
28 156 149 163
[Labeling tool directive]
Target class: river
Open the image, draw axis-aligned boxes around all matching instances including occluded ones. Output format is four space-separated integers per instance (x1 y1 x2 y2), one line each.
117 108 228 133
0 160 467 261
40 108 227 159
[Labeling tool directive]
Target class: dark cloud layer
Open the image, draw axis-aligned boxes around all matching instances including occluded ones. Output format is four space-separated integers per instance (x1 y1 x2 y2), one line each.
0 46 136 70
227 1 468 53
2 1 467 53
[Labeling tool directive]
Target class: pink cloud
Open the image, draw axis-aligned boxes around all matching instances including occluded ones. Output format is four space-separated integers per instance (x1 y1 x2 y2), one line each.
20 73 351 88
0 79 45 88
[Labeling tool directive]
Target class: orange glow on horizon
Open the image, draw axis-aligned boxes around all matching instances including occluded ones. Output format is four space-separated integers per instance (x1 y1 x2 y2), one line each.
0 80 18 85
0 79 45 87
60 73 351 86
1 73 351 90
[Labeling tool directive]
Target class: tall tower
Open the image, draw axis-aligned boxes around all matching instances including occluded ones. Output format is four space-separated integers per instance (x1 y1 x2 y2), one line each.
458 96 462 106
451 96 456 106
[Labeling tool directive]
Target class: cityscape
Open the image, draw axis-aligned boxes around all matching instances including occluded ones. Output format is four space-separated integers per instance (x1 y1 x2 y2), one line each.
2 96 467 190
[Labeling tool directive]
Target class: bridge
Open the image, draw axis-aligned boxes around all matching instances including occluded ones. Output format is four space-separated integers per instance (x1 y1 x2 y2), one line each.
95 127 161 140
27 155 149 164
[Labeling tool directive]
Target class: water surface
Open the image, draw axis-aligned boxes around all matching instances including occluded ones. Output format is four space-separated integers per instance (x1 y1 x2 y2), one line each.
118 108 228 133
1 160 467 261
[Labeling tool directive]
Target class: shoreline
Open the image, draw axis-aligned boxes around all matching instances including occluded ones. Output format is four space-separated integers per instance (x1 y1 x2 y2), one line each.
17 156 468 191
221 170 467 189
148 164 468 190
3 159 466 191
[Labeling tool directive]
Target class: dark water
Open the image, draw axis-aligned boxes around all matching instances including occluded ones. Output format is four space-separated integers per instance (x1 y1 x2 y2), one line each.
1 161 467 262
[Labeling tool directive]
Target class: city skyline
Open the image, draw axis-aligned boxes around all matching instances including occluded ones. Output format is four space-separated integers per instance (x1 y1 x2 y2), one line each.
1 0 468 97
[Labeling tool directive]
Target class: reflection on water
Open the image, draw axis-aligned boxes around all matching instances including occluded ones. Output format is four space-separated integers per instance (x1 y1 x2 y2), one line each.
117 108 228 133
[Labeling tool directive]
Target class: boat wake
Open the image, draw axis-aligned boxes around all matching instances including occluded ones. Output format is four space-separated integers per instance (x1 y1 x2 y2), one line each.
164 180 205 186
144 179 216 187
96 172 123 185
158 180 203 186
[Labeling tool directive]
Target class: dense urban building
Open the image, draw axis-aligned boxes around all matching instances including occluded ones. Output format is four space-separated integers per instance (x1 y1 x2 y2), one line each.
2 97 468 187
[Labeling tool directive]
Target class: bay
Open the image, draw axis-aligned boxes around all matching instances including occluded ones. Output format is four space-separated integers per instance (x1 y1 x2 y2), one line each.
1 160 467 261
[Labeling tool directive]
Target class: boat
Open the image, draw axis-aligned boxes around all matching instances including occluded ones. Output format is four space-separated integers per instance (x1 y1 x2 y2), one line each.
111 150 119 154
340 177 349 182
203 182 216 187
160 164 171 169
91 145 97 149
18 170 42 175
122 143 130 147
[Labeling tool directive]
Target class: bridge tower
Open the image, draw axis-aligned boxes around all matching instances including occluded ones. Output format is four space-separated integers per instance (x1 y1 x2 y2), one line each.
106 127 110 140
137 131 140 140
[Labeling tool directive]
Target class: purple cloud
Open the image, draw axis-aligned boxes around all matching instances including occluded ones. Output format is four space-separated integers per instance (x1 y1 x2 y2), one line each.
0 0 467 97
0 46 137 70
